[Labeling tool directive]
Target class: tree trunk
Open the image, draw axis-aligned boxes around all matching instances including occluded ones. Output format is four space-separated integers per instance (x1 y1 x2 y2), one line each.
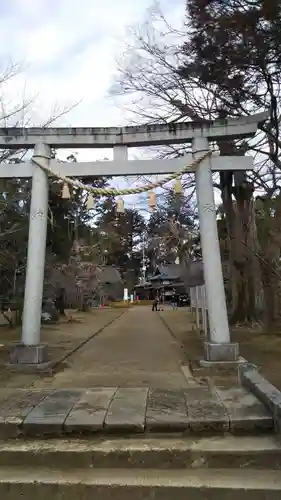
230 181 259 323
256 195 281 330
219 144 261 324
261 267 279 331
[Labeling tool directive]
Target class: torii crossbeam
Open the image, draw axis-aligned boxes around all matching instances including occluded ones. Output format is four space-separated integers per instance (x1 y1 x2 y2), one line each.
3 111 268 369
0 154 253 178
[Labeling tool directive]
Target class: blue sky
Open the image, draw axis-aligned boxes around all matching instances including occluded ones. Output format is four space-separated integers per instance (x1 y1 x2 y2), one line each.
0 0 186 210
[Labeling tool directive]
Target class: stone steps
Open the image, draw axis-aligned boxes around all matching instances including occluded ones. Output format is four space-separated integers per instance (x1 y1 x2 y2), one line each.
1 434 280 498
0 435 280 469
0 466 280 499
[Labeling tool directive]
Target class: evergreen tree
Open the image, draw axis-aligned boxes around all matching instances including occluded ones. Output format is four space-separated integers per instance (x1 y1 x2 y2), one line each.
95 201 146 285
182 0 281 325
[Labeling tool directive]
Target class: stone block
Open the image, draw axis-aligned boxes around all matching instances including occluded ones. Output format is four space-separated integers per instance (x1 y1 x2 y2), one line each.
0 389 52 438
9 344 48 365
184 387 229 433
216 387 273 434
105 388 148 433
239 368 281 433
41 299 59 324
146 389 189 432
204 341 239 362
23 390 82 436
200 356 247 369
65 388 117 433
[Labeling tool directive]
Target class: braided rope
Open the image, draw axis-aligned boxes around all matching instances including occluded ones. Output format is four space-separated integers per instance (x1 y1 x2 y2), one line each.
32 150 212 197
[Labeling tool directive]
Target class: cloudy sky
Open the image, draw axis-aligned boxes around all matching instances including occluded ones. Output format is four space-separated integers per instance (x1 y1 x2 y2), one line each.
0 0 185 130
0 0 186 209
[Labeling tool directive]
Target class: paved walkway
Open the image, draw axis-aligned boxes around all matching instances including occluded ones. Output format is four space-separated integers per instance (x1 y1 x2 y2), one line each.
32 308 189 389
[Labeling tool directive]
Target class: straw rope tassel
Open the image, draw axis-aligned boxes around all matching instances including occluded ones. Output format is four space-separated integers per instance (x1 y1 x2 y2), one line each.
116 197 125 213
174 177 183 194
62 183 71 199
149 191 156 210
86 193 94 210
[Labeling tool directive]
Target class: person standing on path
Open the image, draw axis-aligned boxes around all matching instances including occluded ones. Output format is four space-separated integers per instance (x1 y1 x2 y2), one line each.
159 290 165 311
152 296 159 311
171 289 178 310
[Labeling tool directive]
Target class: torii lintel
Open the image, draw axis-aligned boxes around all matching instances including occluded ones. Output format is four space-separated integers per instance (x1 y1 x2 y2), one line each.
0 111 269 149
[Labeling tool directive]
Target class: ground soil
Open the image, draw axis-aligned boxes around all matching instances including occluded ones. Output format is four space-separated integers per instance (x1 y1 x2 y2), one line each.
0 307 190 390
159 308 281 391
0 309 122 389
0 306 280 391
31 307 189 389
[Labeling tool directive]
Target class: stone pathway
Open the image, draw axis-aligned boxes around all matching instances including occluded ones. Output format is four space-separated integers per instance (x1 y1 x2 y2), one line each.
0 385 273 438
0 308 277 440
32 307 189 389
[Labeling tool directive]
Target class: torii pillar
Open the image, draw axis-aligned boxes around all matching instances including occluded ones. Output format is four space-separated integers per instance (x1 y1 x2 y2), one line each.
193 137 237 363
9 144 51 368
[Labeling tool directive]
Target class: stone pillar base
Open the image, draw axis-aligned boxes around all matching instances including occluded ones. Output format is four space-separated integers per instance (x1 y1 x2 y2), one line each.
203 341 239 362
7 344 53 373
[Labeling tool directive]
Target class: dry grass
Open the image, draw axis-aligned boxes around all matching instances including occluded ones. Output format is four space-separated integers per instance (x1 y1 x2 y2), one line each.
0 309 122 389
159 309 203 362
110 300 153 308
109 302 132 308
160 308 281 390
232 326 281 390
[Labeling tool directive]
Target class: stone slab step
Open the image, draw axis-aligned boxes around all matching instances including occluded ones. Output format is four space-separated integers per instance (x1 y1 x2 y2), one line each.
0 386 273 438
0 467 280 499
0 435 281 470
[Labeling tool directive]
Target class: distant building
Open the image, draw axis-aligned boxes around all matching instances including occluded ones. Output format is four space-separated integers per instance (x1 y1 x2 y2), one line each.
134 261 204 300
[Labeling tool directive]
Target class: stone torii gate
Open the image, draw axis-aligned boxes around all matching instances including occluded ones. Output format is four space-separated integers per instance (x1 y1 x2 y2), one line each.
0 111 267 369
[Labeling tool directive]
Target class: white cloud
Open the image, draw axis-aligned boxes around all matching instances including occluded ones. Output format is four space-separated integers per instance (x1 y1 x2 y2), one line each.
0 0 186 197
0 0 185 127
